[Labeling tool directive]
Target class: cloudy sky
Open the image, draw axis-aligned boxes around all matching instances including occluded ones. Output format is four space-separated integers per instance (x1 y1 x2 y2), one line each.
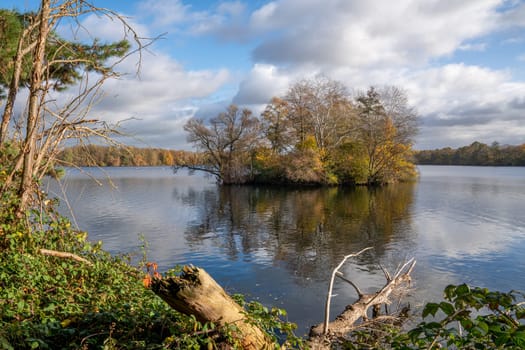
6 0 525 150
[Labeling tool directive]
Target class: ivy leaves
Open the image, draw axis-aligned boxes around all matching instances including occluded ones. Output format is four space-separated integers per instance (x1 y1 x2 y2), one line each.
404 284 525 349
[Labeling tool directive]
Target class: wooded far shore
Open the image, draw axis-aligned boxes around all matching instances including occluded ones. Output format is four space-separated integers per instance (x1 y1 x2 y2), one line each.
57 141 525 169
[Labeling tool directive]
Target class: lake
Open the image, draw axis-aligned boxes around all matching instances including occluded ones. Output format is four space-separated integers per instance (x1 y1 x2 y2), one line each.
44 165 525 336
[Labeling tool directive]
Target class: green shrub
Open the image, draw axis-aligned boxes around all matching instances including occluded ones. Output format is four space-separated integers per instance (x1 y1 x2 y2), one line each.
392 284 525 349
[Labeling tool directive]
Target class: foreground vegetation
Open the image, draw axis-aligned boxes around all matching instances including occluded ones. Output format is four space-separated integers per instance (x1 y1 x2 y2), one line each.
0 191 301 349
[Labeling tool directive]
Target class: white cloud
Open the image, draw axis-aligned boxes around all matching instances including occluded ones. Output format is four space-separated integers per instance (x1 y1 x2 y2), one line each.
249 0 502 68
217 1 246 16
458 43 488 51
94 52 229 115
404 64 513 113
498 0 525 27
86 51 230 147
137 0 192 27
229 0 525 149
232 64 291 105
250 2 278 30
38 0 525 149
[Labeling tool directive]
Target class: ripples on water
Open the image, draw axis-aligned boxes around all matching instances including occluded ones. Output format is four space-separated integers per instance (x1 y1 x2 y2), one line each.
44 165 525 335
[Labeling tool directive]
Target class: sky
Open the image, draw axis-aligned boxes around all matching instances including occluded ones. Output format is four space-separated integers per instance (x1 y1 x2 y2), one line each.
4 0 525 150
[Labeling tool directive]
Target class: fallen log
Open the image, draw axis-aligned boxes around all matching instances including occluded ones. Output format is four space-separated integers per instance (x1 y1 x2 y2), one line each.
151 265 274 350
308 252 416 350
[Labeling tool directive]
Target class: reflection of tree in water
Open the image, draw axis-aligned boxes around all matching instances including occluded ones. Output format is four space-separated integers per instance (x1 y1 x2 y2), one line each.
182 183 416 281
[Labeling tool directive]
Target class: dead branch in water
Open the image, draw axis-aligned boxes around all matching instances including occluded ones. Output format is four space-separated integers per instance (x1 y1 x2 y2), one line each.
309 249 416 349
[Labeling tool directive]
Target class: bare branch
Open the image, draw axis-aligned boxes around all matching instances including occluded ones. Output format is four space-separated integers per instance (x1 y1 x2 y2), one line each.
379 263 392 282
40 248 93 266
335 271 363 297
310 256 416 350
323 247 373 334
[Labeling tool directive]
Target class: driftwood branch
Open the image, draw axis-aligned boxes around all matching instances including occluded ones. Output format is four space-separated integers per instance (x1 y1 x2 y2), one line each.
336 271 363 297
151 265 274 350
39 248 93 266
323 247 372 334
309 252 416 349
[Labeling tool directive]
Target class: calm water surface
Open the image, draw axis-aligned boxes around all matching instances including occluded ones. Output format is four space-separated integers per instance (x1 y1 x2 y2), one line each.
44 165 525 335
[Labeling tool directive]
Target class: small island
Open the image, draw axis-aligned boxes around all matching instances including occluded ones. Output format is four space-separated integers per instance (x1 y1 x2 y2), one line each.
175 78 419 186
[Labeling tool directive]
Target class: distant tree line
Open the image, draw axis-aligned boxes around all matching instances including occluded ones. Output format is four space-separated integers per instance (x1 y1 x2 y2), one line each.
414 141 525 166
57 144 194 167
176 77 419 186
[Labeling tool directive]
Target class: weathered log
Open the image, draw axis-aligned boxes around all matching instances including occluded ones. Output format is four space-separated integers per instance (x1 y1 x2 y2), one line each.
151 265 274 350
308 257 416 349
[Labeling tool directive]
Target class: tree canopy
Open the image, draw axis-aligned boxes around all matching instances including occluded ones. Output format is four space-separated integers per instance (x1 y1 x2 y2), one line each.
0 8 129 96
176 78 419 185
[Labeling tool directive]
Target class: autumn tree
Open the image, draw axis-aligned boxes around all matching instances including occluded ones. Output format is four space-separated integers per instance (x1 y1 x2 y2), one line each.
181 80 418 186
353 87 418 184
177 105 261 184
260 77 357 184
260 97 294 155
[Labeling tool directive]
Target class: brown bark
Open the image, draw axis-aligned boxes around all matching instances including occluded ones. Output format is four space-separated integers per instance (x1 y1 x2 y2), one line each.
0 22 38 145
151 266 275 350
18 0 51 211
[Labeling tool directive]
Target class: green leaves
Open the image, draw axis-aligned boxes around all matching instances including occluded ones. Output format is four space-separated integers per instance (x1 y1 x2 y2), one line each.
422 302 440 318
400 284 525 349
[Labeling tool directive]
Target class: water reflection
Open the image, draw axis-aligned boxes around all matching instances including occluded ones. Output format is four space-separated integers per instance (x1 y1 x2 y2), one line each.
178 184 416 282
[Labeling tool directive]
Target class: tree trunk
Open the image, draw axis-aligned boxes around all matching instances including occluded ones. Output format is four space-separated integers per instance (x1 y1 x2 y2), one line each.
0 21 37 145
151 266 274 350
18 0 51 211
0 31 24 145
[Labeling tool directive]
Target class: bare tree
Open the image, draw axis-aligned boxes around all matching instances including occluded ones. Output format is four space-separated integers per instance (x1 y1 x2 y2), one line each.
0 0 151 212
260 97 295 154
378 85 419 146
179 105 261 184
285 76 356 152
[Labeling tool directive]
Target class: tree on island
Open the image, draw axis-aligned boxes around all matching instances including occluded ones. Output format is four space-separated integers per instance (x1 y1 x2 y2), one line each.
182 104 261 184
176 77 419 185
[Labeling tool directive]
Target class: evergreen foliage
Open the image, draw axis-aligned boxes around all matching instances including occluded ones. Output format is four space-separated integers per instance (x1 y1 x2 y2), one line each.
0 9 129 97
